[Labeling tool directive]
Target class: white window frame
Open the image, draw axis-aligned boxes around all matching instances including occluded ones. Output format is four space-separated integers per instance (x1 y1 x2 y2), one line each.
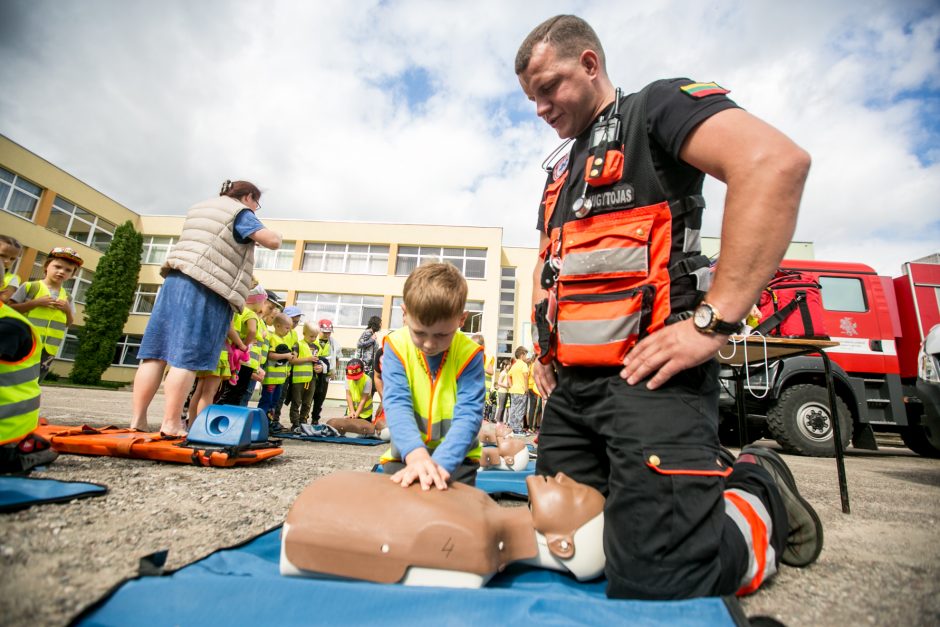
301 242 389 275
254 242 295 271
0 167 42 221
47 197 116 252
395 246 486 279
132 284 160 314
294 292 384 328
63 267 95 305
141 236 177 265
389 297 483 333
112 334 143 367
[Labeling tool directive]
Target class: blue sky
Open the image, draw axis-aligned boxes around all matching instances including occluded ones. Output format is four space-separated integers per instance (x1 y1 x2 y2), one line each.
0 0 937 276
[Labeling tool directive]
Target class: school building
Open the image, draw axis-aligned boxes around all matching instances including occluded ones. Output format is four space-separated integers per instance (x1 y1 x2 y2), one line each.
0 134 815 398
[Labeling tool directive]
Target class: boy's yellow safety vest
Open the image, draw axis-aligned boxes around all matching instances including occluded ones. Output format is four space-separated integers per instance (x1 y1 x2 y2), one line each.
484 354 495 392
347 376 373 419
2 272 19 291
380 328 482 463
0 303 41 444
292 340 314 384
23 281 70 354
263 332 291 385
238 308 265 370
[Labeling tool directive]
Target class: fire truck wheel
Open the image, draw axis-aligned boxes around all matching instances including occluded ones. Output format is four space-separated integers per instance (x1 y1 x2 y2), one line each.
767 384 852 457
899 425 940 458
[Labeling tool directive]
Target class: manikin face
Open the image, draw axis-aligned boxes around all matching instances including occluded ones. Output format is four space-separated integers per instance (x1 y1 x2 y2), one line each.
527 472 596 511
518 42 605 139
404 307 468 357
45 259 78 285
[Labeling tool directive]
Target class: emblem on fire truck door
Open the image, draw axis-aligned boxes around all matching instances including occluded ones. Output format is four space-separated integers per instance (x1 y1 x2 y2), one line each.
839 317 858 336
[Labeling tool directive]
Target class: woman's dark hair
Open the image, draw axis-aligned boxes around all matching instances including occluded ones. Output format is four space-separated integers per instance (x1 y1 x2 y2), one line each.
219 180 261 202
367 315 382 332
0 234 23 251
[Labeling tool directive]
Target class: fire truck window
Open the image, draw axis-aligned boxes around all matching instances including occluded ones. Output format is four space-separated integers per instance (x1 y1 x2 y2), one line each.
819 277 868 312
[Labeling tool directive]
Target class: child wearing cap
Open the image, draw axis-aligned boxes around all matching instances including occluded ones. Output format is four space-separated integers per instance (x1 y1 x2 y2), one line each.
379 263 485 490
259 313 295 431
344 358 373 420
0 235 24 303
309 318 339 424
9 247 82 380
287 322 320 431
216 284 266 406
271 305 303 423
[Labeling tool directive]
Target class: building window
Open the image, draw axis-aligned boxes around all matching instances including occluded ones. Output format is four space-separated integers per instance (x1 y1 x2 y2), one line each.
497 267 516 359
63 267 95 305
29 252 48 280
132 284 160 314
58 328 81 361
255 243 295 271
0 167 42 221
301 242 389 275
395 246 486 279
46 197 116 252
141 236 176 265
113 334 143 366
389 297 483 333
294 292 383 328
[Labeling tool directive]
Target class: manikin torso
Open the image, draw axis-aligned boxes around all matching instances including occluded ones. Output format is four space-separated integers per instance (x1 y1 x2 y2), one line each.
280 471 605 587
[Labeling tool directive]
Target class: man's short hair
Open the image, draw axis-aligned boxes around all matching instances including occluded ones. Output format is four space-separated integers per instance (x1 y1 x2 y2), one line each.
515 14 605 75
403 263 467 326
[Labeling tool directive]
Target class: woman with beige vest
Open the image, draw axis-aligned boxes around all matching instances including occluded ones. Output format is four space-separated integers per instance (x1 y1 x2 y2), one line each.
130 180 282 436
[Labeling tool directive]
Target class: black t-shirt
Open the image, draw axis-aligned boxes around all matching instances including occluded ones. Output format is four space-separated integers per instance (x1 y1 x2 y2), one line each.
537 78 739 233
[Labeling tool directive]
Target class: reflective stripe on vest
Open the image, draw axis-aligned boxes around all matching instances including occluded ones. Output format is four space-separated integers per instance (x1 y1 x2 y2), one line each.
380 328 483 463
262 332 291 384
23 281 70 354
0 303 42 444
347 376 373 419
238 309 264 369
292 340 314 383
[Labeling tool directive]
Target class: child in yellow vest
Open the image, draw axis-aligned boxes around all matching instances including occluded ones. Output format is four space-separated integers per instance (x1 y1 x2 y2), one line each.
287 322 320 431
379 263 485 490
0 235 24 303
259 313 294 430
216 285 266 406
9 247 82 380
344 358 373 420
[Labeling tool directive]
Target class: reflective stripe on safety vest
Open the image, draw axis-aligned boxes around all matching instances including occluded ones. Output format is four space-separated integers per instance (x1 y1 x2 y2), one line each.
23 281 71 354
0 303 42 444
292 340 314 384
262 332 291 384
238 308 264 370
347 376 373 419
380 328 482 463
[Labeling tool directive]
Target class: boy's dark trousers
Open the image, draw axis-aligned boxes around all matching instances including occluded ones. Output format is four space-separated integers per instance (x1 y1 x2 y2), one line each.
289 379 316 427
310 372 330 423
216 365 254 405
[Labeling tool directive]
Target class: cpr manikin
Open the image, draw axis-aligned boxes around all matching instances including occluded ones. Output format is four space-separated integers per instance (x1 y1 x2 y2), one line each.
322 415 390 441
478 421 512 445
280 471 605 588
479 436 529 471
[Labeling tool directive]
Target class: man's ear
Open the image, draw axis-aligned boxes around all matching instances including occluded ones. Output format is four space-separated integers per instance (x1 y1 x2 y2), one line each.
579 49 601 78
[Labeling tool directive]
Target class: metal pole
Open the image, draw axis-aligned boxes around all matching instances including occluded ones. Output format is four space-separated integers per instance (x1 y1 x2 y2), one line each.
820 349 850 513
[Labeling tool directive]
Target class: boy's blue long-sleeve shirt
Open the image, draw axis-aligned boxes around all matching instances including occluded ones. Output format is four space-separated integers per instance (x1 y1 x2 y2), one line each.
381 346 484 474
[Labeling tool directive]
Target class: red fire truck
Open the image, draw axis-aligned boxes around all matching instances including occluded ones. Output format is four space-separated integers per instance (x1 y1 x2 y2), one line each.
720 258 940 457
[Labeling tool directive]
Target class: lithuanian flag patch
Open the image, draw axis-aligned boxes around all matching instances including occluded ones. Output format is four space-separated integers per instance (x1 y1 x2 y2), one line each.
680 82 730 98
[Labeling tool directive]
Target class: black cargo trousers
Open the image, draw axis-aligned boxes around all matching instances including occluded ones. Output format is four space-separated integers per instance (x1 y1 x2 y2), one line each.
535 359 786 599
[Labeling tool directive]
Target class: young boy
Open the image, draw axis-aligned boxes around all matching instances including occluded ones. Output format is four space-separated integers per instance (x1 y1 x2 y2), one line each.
344 358 373 420
379 263 484 490
9 247 82 380
0 235 24 303
287 322 319 431
506 346 530 436
259 313 294 431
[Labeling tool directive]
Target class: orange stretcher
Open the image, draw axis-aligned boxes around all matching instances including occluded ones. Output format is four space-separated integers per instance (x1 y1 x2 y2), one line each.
34 423 283 467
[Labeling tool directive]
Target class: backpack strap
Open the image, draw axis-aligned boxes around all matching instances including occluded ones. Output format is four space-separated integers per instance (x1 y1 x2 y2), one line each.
754 291 805 336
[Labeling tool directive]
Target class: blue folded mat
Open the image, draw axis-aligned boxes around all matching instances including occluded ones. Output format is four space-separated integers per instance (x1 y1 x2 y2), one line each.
278 432 386 446
0 476 107 513
73 526 747 627
475 460 536 498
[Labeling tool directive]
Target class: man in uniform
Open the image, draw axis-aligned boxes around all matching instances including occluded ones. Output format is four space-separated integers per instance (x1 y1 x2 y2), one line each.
516 15 820 600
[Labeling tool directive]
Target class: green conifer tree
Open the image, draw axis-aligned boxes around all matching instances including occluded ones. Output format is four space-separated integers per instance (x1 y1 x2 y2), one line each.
70 221 143 384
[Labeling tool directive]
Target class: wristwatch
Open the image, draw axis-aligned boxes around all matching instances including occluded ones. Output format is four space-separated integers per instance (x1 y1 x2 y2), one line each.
692 301 743 336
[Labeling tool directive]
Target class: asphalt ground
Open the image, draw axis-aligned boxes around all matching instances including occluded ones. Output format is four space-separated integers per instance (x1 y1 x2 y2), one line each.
1 385 938 626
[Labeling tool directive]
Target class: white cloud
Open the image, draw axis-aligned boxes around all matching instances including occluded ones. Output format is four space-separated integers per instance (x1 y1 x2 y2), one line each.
0 0 937 275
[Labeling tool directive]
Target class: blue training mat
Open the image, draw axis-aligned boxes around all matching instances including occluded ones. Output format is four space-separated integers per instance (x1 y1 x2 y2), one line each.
475 460 536 498
278 432 386 446
73 526 747 627
0 476 107 513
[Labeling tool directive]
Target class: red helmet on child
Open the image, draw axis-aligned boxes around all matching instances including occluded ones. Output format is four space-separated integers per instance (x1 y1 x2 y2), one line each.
47 246 84 267
345 358 365 380
318 319 334 333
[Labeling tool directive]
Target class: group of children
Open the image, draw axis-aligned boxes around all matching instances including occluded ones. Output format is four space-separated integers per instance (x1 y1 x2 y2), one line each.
1 236 84 471
487 346 542 436
0 232 525 490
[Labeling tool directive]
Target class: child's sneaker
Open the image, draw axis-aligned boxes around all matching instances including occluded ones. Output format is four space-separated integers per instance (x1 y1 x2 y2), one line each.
0 433 59 474
741 445 824 567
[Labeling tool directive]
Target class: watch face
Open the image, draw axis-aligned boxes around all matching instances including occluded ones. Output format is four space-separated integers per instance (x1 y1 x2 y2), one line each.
693 304 713 328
